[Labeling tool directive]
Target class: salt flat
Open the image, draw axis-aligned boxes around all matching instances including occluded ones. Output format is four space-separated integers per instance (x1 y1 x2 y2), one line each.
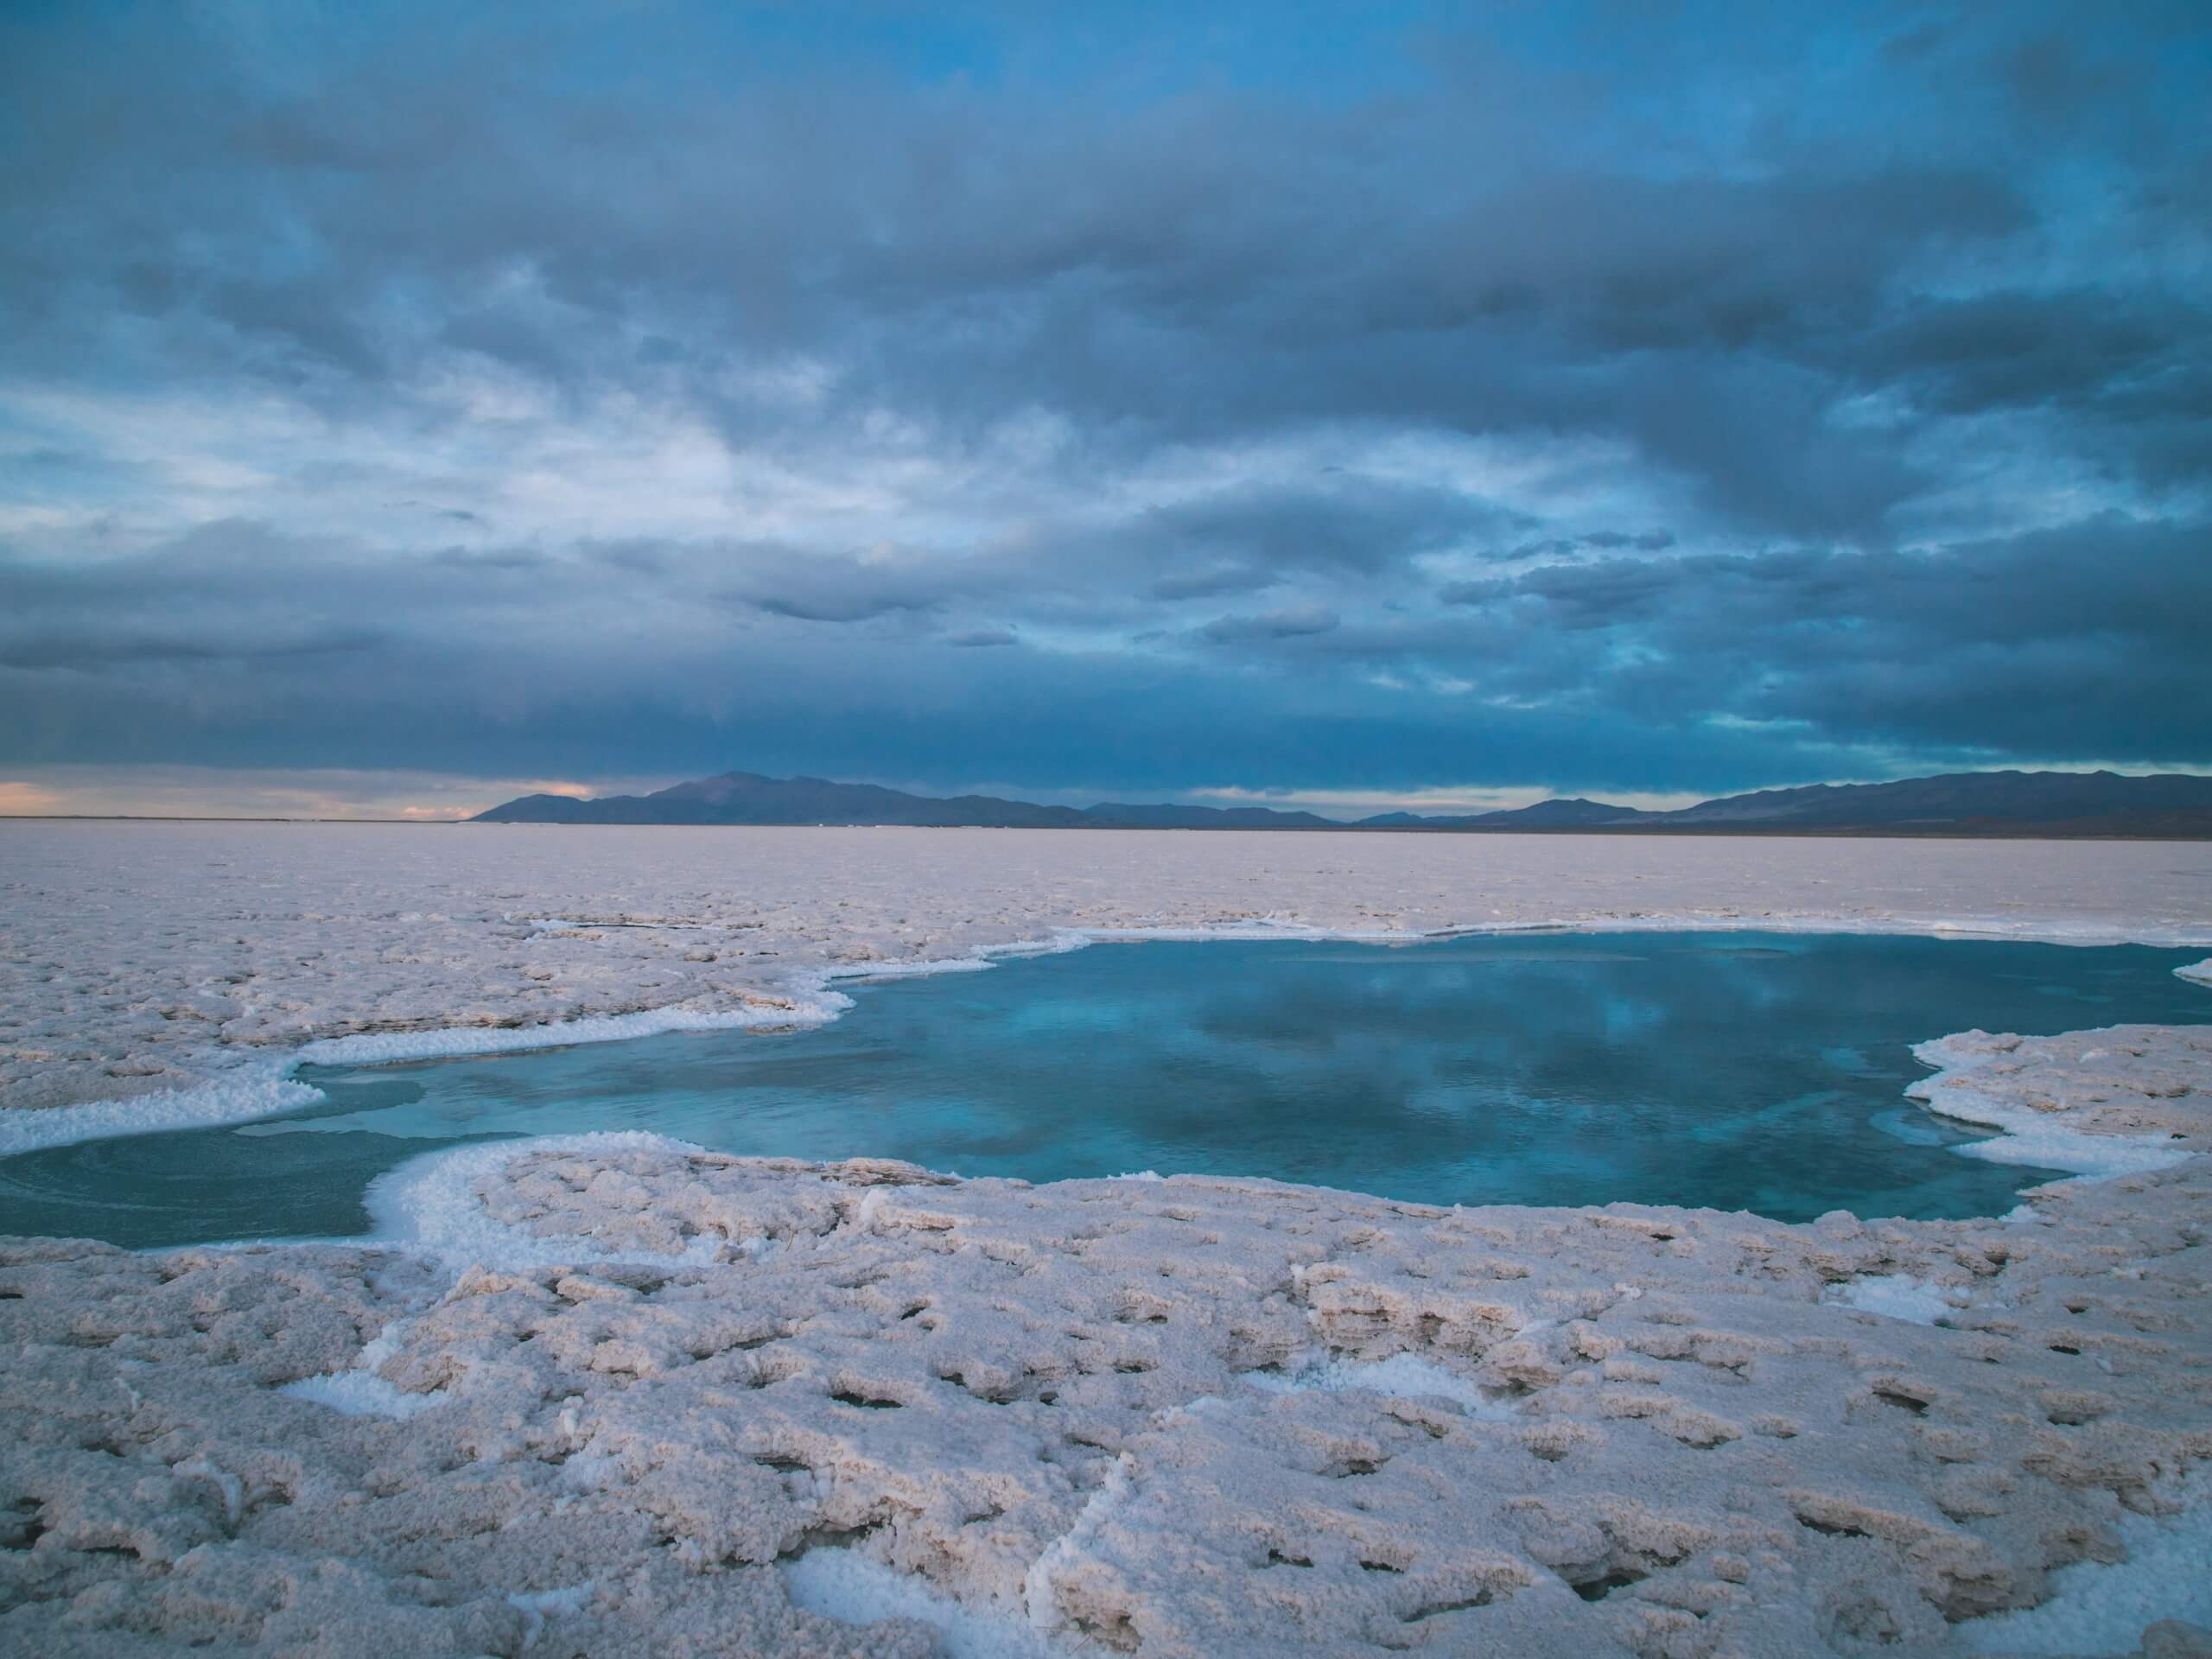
5 822 2210 1122
3 823 2210 1656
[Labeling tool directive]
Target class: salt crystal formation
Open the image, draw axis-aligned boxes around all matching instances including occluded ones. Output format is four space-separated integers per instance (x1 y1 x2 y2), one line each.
4 1025 2209 1657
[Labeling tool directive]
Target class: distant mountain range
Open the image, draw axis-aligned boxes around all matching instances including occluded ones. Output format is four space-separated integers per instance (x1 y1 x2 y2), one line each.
475 772 1338 830
474 768 2212 837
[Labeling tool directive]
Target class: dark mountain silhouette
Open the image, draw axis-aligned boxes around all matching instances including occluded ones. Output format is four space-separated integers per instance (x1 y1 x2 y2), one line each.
474 768 2212 837
474 772 1333 830
1428 798 1656 829
1645 770 2212 830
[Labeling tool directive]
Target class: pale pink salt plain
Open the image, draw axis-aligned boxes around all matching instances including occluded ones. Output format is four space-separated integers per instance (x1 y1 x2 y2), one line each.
2 823 2209 1656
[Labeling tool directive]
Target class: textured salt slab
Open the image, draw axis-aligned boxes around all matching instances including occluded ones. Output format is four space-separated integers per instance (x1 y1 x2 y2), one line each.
1956 1472 2212 1654
3 1019 2208 1656
5 821 2209 1129
361 1130 785 1273
1910 1027 2212 1179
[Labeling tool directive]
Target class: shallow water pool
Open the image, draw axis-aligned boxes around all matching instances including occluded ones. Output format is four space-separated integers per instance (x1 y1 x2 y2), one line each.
3 931 2207 1247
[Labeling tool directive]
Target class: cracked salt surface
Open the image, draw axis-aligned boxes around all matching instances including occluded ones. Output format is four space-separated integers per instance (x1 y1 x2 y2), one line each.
278 1319 454 1419
6 1092 2212 1653
3 826 2211 1656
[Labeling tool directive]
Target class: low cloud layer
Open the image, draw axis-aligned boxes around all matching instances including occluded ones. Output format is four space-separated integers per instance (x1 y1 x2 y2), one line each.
1 2 2205 808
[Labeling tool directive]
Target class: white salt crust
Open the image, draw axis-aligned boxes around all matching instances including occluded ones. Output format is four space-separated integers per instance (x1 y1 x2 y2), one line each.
1822 1274 1972 1326
276 1370 444 1421
362 1131 782 1274
1241 1351 1524 1420
0 994 853 1157
1955 1472 2212 1654
782 1548 1065 1659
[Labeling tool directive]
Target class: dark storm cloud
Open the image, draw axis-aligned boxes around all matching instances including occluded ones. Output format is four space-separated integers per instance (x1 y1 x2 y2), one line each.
430 544 545 570
1199 607 1342 645
1440 517 2212 762
0 509 2198 793
1140 481 1525 578
0 626 380 671
1071 478 1530 609
1869 290 2195 416
0 1 2206 801
1580 531 1675 552
749 590 941 625
1148 567 1279 601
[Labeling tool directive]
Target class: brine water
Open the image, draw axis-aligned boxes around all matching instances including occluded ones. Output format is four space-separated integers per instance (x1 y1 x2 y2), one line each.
4 931 2206 1248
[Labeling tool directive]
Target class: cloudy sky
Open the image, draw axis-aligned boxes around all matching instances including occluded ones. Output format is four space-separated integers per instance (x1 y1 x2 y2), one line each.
3 2 2207 818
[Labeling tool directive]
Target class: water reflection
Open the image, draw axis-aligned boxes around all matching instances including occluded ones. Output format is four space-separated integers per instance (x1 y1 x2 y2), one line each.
3 932 2205 1247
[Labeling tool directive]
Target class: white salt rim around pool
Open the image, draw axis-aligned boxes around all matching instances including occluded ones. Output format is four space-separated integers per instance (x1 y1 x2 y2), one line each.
0 925 1103 1155
0 989 855 1158
360 1129 773 1274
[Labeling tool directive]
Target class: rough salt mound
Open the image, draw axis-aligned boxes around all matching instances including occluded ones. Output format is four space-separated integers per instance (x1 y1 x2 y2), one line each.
3 1022 2209 1658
